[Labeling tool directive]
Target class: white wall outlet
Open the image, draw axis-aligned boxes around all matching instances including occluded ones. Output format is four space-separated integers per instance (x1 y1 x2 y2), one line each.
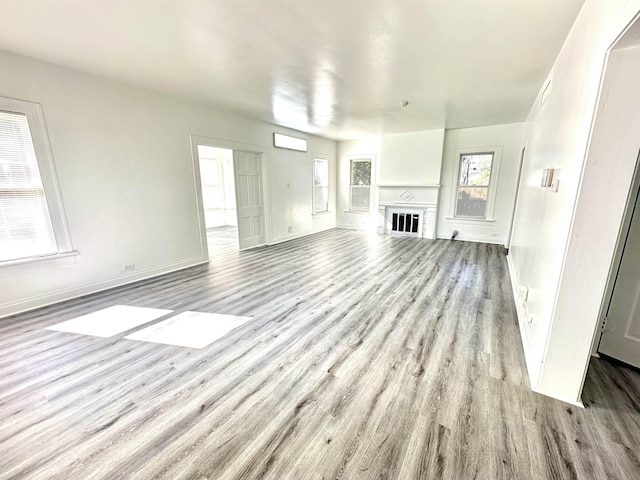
287 226 292 233
122 264 135 272
519 286 529 302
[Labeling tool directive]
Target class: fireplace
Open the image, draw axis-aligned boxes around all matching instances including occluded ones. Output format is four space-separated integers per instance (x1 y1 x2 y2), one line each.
377 185 439 239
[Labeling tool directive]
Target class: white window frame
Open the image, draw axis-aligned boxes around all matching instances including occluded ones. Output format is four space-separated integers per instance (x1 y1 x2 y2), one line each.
450 146 502 221
0 96 73 266
349 156 373 213
312 155 329 215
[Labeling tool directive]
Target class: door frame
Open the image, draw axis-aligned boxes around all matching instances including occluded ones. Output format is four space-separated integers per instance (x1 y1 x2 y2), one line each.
592 150 640 356
189 135 271 256
506 146 526 250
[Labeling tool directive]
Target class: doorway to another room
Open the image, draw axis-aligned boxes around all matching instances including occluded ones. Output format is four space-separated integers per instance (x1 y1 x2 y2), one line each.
197 145 238 257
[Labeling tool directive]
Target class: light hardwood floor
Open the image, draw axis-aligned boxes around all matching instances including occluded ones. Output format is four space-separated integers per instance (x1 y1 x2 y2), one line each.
206 226 238 258
1 229 639 479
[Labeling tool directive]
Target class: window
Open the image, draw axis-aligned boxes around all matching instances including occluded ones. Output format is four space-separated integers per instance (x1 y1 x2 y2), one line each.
313 157 329 214
0 97 72 263
198 155 223 209
349 158 372 212
273 133 307 152
455 152 494 218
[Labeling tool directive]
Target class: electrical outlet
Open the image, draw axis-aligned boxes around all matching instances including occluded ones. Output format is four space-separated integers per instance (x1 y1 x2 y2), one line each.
287 226 293 233
122 264 135 273
519 286 529 302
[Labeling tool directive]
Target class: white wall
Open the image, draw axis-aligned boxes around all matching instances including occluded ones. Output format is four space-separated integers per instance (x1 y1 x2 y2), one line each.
337 130 445 231
508 0 640 403
0 50 337 317
437 123 524 244
268 145 337 243
336 137 381 231
379 130 444 185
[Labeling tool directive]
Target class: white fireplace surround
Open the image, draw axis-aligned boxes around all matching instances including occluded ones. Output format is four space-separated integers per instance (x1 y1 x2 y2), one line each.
377 184 439 239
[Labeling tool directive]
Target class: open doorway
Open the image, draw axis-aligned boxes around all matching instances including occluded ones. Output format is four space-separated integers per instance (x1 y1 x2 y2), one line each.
573 18 640 404
598 167 640 368
196 145 238 257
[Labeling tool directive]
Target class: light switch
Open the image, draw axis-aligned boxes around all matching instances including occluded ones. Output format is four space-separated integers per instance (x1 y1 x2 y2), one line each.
551 180 560 193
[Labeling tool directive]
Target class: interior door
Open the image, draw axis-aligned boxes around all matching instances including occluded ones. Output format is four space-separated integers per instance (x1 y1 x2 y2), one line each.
599 187 640 367
233 150 266 250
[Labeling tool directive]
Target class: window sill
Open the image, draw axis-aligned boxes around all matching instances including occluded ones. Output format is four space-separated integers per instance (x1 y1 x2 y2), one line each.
445 217 495 223
1 250 79 277
312 210 331 216
344 210 372 215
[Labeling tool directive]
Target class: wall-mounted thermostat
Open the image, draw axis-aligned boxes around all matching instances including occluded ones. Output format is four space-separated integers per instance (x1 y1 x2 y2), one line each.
541 168 554 187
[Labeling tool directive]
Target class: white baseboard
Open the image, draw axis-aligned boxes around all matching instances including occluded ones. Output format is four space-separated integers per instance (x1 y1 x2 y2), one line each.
0 255 209 319
506 253 540 389
336 223 368 231
436 233 506 245
532 387 585 408
269 225 337 246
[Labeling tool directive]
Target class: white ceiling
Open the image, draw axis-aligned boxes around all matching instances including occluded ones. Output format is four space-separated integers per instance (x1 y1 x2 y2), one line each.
0 0 584 140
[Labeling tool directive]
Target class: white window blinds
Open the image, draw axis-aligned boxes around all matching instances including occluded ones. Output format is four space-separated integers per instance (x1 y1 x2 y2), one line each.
0 109 58 262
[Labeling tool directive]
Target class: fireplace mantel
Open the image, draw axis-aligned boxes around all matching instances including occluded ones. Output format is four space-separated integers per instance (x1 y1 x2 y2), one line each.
376 184 439 239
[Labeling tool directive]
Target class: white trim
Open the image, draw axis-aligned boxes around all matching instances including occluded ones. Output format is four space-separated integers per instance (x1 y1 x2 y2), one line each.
0 256 208 319
592 150 640 356
380 202 436 208
532 387 585 409
189 134 271 248
376 184 441 189
507 253 539 388
506 146 527 250
437 232 504 245
0 250 78 277
343 210 373 215
445 217 495 223
268 225 336 245
0 95 74 266
540 9 640 405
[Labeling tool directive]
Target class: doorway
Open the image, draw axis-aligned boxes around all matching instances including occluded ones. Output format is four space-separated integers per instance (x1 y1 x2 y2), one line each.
597 153 640 368
196 145 238 257
193 139 267 254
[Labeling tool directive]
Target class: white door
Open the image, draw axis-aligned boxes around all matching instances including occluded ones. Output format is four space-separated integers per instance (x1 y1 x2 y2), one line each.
234 150 266 250
599 189 640 367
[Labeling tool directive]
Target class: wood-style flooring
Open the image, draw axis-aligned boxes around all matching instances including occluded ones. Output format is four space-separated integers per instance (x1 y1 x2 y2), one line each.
206 226 238 258
1 228 639 479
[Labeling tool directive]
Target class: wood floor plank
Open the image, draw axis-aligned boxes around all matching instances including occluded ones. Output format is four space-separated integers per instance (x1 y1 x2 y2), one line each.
1 229 639 479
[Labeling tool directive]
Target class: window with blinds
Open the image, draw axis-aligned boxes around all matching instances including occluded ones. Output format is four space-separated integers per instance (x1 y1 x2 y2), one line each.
0 97 71 264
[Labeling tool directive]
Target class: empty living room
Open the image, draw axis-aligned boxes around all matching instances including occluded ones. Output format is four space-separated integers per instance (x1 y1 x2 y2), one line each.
2 1 640 479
